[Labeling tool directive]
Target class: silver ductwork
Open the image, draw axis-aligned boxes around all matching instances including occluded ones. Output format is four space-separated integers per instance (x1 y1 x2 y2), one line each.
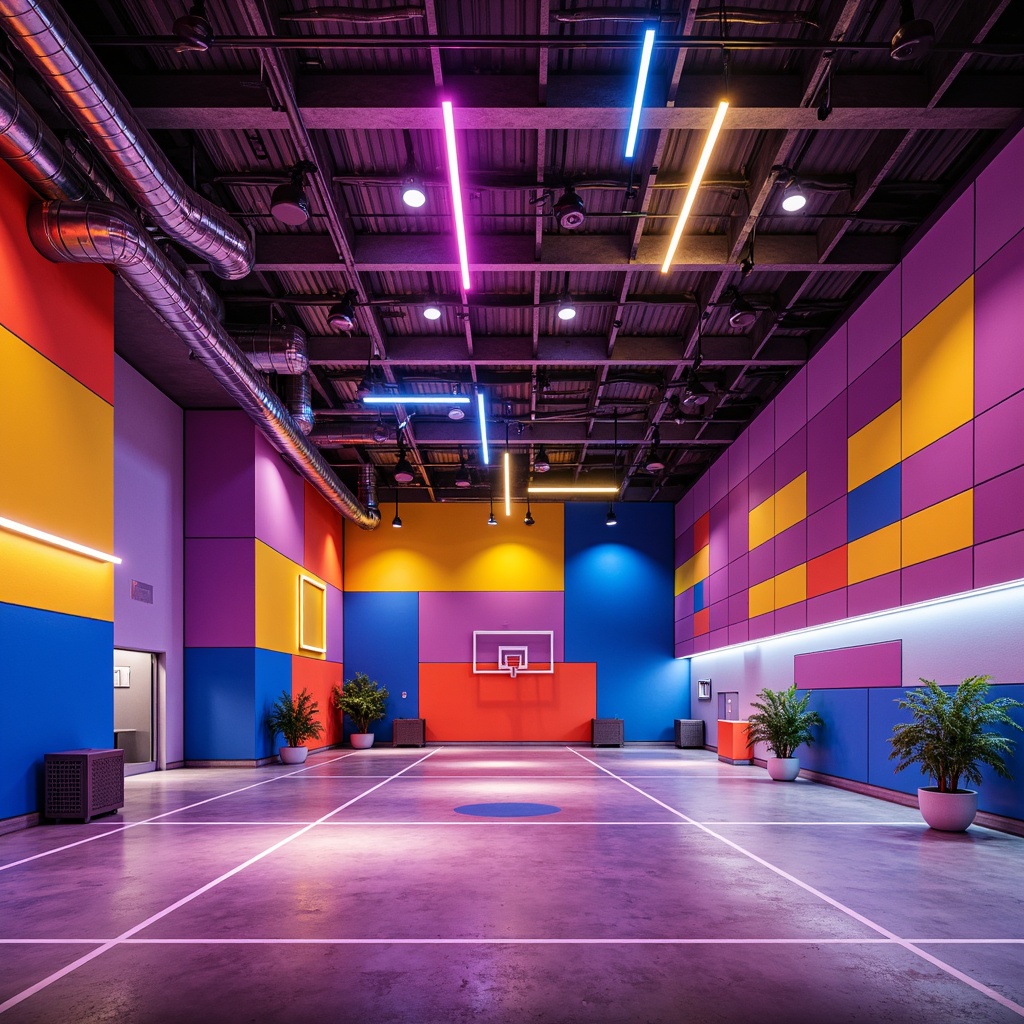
281 372 314 435
229 324 309 376
0 0 253 280
29 201 379 529
310 425 390 447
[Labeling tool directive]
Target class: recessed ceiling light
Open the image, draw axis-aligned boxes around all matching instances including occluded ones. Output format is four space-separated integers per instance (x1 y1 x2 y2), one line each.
401 175 427 208
423 304 442 320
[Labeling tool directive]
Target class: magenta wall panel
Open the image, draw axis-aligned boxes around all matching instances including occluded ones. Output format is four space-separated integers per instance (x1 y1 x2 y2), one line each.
728 621 749 645
690 471 710 519
848 271 900 382
709 495 729 572
807 497 846 561
774 602 806 634
676 590 693 620
677 525 694 566
728 554 748 596
807 589 847 628
807 393 848 514
184 411 255 539
976 129 1024 268
775 521 806 575
901 424 973 518
775 427 806 489
676 637 694 658
728 429 749 489
748 612 775 640
902 188 975 334
902 549 973 606
748 456 775 510
847 572 901 618
808 324 847 418
747 407 774 471
974 227 1024 415
847 345 901 436
418 591 565 664
709 455 729 506
975 465 1024 544
728 481 748 557
184 538 255 647
975 530 1024 589
253 431 304 563
749 539 774 586
975 389 1024 485
728 591 747 625
675 490 693 537
794 640 902 690
693 633 710 654
326 583 344 663
774 367 807 446
710 599 729 632
710 627 729 650
709 567 728 605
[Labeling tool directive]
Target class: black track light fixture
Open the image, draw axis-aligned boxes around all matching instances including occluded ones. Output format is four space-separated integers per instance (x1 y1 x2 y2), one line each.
455 447 472 489
173 0 214 53
644 427 666 474
270 160 315 226
553 185 586 230
780 177 808 213
605 503 618 527
524 497 535 527
890 0 934 61
728 291 758 329
327 289 358 333
533 446 550 474
393 435 415 485
391 492 402 529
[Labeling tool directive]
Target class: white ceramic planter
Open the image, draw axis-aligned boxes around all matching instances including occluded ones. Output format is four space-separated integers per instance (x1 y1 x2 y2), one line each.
917 787 978 831
766 757 800 781
279 745 308 765
350 733 375 749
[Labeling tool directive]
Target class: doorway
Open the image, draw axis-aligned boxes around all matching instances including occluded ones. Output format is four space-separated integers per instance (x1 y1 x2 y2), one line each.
113 648 158 776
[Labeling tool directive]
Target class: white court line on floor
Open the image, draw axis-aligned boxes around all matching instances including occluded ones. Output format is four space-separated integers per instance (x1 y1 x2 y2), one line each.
136 819 921 827
0 746 443 1016
0 752 364 874
568 746 1024 1019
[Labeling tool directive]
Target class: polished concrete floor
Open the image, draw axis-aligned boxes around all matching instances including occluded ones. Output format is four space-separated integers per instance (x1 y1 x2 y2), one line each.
1 745 1022 1023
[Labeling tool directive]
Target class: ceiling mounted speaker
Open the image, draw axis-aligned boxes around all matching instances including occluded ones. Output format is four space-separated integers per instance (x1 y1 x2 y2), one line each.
553 186 586 229
173 1 214 53
890 1 934 61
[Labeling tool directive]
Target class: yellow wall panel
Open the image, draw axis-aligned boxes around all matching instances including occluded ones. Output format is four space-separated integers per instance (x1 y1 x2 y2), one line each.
902 278 974 459
344 503 564 592
675 546 710 595
256 540 326 658
847 523 901 585
748 578 775 619
0 530 113 620
774 473 806 536
848 402 901 491
0 326 113 550
774 564 807 609
902 490 973 568
748 495 775 550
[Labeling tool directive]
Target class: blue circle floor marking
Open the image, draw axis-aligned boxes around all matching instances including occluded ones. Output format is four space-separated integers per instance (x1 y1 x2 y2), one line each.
454 802 561 817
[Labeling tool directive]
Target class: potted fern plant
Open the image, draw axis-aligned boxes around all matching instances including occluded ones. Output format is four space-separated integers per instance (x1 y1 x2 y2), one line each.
333 672 389 749
266 688 325 765
889 675 1023 831
745 684 823 781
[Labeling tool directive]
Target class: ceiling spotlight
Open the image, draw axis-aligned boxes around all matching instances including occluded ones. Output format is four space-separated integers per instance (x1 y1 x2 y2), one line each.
423 304 442 321
606 504 618 527
524 505 535 527
394 438 415 485
401 175 427 208
327 289 358 333
781 177 807 213
681 381 711 411
392 510 403 528
448 383 466 420
891 0 934 61
455 450 472 488
553 186 586 230
270 162 314 226
533 446 551 474
487 511 497 526
173 0 214 53
557 295 577 321
644 427 666 473
728 294 758 329
372 421 388 443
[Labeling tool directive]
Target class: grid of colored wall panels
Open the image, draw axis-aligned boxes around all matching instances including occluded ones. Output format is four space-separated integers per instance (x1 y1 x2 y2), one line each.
674 126 1024 655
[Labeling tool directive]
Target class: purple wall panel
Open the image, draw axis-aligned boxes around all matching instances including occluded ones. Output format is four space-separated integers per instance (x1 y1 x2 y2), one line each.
709 455 729 507
326 583 344 663
775 427 806 489
902 187 975 334
728 591 748 626
774 602 806 634
975 389 1024 484
693 633 710 654
847 572 901 618
709 566 729 605
748 456 776 510
676 638 695 658
729 621 749 645
748 407 775 471
729 430 749 489
709 495 730 573
794 640 902 690
677 525 694 566
807 589 847 628
728 554 749 596
710 627 730 650
748 612 775 641
184 411 255 539
807 392 848 514
808 324 848 418
975 465 1024 543
975 530 1024 589
774 367 807 446
676 612 694 647
847 345 901 436
976 129 1024 268
902 549 973 606
253 431 305 564
902 423 973 518
975 227 1024 415
775 521 807 575
675 589 694 620
675 490 693 537
729 480 748 558
418 591 565 664
690 471 710 519
848 271 900 381
807 497 847 560
184 538 255 647
748 539 775 586
710 599 729 632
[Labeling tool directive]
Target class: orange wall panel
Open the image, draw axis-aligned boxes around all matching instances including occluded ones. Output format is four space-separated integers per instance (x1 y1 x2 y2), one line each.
303 482 343 590
291 656 343 748
420 662 596 742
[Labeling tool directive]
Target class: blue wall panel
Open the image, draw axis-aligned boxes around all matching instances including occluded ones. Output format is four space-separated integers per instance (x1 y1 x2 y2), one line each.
847 465 901 542
0 602 113 820
565 503 685 740
343 591 420 741
799 688 869 782
868 686 932 795
186 648 254 760
255 648 294 761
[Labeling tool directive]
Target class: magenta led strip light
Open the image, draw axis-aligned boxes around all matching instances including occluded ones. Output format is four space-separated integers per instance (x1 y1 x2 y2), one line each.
442 100 472 291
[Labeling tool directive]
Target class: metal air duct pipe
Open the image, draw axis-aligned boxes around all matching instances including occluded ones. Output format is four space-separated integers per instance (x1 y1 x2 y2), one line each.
281 372 314 435
229 323 309 376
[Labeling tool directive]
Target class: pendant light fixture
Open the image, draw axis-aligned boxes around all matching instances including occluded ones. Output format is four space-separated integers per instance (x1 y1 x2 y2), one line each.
605 503 618 527
392 491 403 529
455 447 472 488
394 434 415 485
524 497 535 527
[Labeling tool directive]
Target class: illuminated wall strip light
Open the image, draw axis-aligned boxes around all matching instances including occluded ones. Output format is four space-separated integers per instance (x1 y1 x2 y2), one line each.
624 28 657 159
363 395 471 406
660 100 729 274
0 515 122 564
528 485 620 495
503 450 512 516
442 100 472 291
477 390 490 465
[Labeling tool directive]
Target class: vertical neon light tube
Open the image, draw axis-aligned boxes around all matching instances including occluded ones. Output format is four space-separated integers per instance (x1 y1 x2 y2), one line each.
661 100 729 273
442 100 471 291
504 449 512 517
624 28 656 159
477 390 490 465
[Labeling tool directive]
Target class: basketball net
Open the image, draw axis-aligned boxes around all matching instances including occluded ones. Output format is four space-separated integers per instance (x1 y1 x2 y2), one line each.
505 655 521 679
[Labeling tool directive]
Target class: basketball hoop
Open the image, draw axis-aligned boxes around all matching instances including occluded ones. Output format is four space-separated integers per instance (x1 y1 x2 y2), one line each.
504 655 521 679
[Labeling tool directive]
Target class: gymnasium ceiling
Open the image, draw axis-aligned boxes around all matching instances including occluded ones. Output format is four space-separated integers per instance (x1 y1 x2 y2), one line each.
10 0 1024 503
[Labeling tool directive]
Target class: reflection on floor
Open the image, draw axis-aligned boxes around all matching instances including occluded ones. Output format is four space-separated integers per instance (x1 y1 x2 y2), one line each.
1 746 1023 1023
